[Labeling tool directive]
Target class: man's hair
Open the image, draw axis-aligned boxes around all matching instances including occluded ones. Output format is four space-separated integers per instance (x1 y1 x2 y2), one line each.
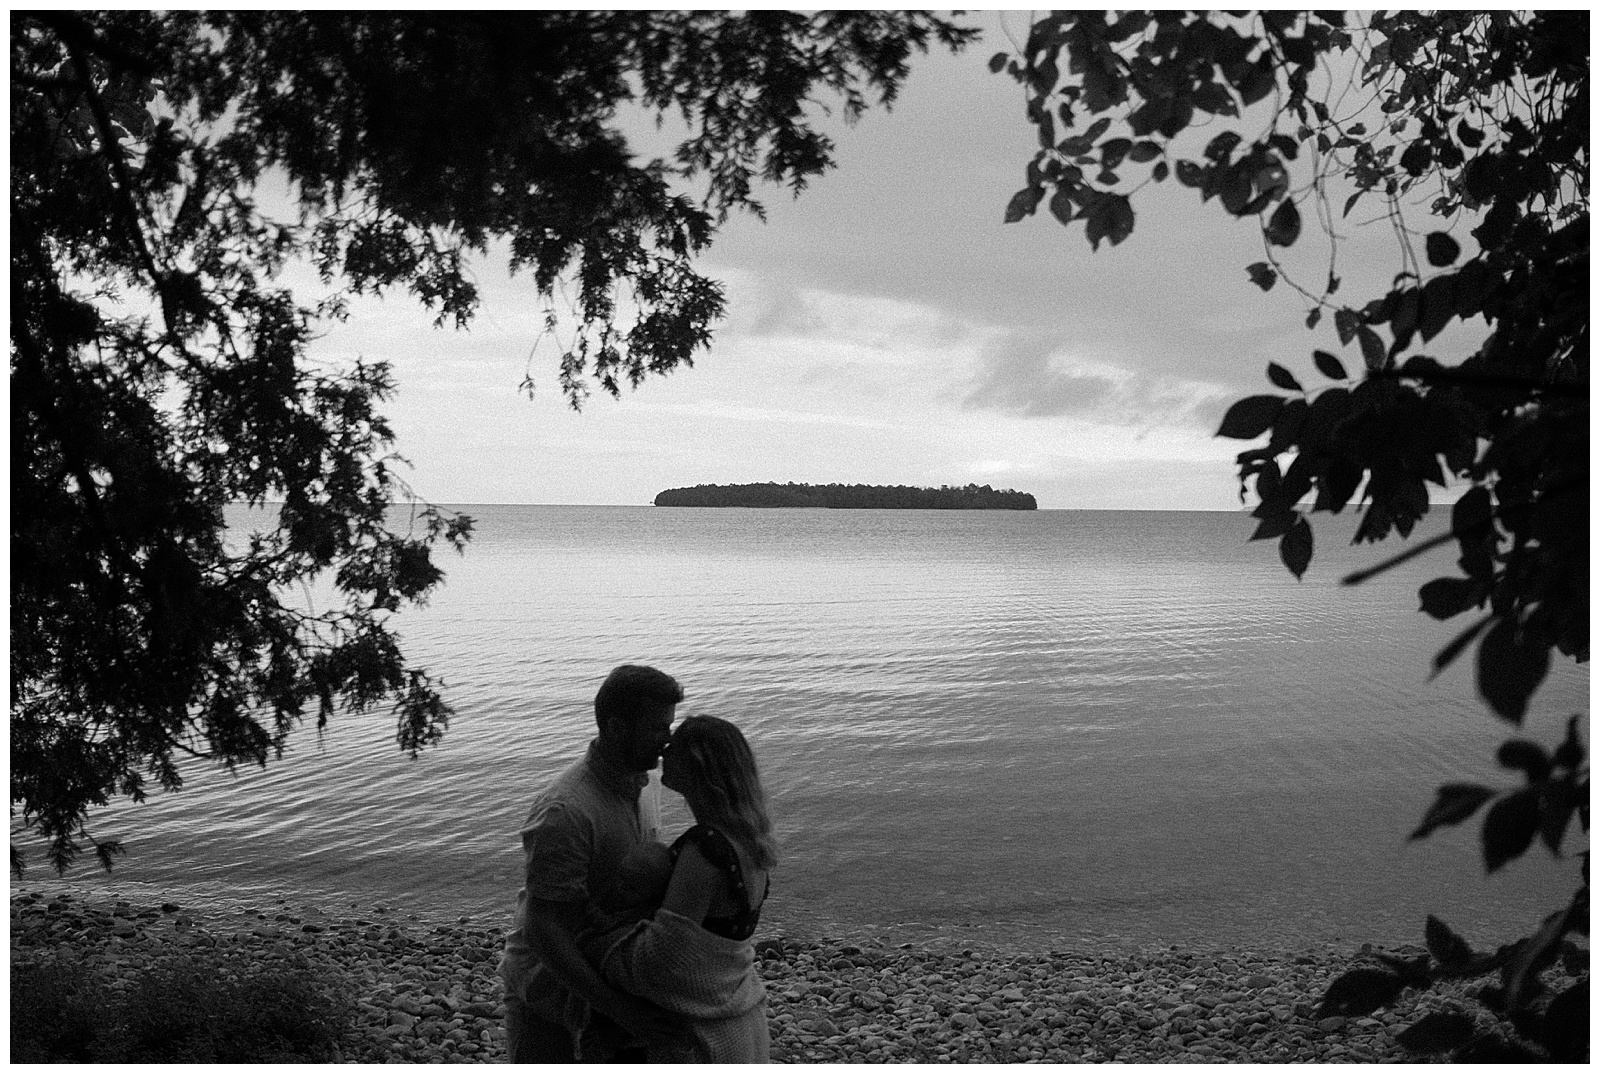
594 664 684 727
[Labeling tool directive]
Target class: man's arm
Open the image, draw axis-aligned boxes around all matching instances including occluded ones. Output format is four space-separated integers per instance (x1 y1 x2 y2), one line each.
523 896 686 1047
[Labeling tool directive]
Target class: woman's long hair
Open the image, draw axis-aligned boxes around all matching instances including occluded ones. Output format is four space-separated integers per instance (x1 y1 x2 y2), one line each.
671 715 778 869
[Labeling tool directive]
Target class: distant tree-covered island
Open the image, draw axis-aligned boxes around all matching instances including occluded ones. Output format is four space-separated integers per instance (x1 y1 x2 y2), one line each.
653 482 1037 509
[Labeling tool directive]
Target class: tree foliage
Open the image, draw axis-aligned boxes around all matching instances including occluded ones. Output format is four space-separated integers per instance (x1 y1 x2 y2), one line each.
10 10 977 873
653 482 1037 510
994 10 1586 1060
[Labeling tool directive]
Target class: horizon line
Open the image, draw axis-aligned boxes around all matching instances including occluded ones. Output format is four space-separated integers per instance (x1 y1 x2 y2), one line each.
229 500 1314 513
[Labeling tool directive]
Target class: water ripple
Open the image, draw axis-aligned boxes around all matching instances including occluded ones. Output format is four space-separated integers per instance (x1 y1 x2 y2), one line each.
29 506 1586 947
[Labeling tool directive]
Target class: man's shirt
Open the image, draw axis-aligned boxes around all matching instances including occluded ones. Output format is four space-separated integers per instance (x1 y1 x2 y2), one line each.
500 741 649 1022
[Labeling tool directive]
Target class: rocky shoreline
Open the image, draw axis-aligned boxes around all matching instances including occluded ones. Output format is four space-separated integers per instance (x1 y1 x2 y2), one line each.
10 888 1523 1063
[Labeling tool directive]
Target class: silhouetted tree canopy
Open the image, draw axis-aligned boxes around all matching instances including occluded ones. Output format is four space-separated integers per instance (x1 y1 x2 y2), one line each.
10 10 977 872
994 11 1585 1059
654 482 1037 510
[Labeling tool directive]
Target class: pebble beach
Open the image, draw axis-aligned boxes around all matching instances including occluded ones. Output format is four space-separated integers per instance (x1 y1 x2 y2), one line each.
13 884 1548 1064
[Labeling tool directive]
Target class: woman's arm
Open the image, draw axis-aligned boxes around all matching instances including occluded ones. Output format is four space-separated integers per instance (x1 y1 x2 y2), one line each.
522 897 686 1048
659 840 721 926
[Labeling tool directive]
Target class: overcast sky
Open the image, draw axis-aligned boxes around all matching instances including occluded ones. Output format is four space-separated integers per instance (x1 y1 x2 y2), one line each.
309 12 1469 510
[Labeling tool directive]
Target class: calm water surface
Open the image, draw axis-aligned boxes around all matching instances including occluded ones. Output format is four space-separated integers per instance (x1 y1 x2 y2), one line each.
30 506 1589 949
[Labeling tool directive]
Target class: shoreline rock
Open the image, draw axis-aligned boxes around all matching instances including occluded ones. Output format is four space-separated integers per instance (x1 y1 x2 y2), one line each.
9 887 1550 1063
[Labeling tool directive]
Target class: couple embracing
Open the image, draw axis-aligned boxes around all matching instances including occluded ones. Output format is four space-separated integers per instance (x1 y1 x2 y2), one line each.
499 665 776 1063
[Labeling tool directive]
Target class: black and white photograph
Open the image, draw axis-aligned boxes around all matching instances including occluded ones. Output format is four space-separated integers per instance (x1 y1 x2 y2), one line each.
12 10 1588 1064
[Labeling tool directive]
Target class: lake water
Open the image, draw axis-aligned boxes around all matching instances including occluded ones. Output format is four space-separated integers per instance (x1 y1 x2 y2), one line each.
27 506 1588 951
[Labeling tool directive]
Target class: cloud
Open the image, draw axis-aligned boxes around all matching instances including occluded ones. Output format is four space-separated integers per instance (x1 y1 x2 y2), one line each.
721 277 972 354
635 399 895 432
961 330 1235 432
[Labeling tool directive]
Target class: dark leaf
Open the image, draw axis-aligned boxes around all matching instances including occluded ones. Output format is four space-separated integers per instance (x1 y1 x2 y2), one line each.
1314 457 1363 514
1496 740 1550 782
1416 274 1456 341
1084 195 1135 249
1305 394 1356 460
1219 163 1253 214
1389 288 1419 342
1099 137 1133 168
1504 900 1580 1009
1356 326 1387 371
1082 116 1112 142
1462 153 1502 203
1396 1011 1476 1055
1193 80 1237 116
1267 397 1307 449
1151 160 1169 182
1279 454 1314 506
1342 190 1363 218
1540 980 1588 1063
1316 967 1405 1017
1561 938 1588 975
1399 140 1433 175
1411 782 1496 840
1254 458 1282 504
1216 395 1284 439
1472 197 1519 252
1456 118 1484 148
1245 261 1278 291
1305 307 1321 329
1004 185 1044 224
1538 781 1578 854
1425 232 1461 267
1251 509 1296 541
988 51 1009 74
1238 192 1276 220
1450 485 1495 580
1081 65 1125 114
1424 914 1475 969
1418 577 1479 620
1266 362 1302 392
1048 186 1075 226
1354 498 1394 544
1238 61 1276 106
1174 159 1204 187
1374 951 1432 983
1481 788 1539 872
1127 140 1162 163
1333 307 1361 345
1204 130 1243 163
1265 198 1301 246
1477 616 1551 723
1451 486 1492 535
1279 516 1313 579
1312 349 1348 380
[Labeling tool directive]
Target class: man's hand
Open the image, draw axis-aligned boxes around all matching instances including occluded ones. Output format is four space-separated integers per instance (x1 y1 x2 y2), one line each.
600 993 690 1049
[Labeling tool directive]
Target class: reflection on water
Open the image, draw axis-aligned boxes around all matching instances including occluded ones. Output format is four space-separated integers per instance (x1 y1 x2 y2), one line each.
25 507 1588 948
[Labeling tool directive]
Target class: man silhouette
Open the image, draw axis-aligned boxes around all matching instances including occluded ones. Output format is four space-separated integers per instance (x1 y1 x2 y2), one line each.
499 664 687 1061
